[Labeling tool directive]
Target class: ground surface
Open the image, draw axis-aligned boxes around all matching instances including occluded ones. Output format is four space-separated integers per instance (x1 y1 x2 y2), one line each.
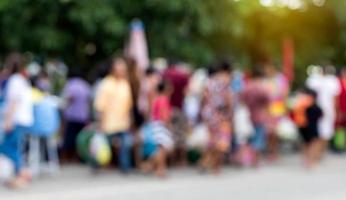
1 154 346 200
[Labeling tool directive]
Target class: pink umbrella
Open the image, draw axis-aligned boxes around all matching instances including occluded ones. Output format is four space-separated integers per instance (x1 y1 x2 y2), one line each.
125 19 149 71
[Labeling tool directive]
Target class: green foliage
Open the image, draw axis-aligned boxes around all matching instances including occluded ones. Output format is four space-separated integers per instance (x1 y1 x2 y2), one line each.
0 0 345 84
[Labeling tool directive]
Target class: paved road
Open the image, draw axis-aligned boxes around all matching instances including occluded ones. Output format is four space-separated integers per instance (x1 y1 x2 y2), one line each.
1 154 346 200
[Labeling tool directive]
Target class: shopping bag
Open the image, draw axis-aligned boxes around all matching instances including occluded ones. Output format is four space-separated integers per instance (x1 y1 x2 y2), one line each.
0 154 14 183
76 126 95 163
89 133 112 166
332 128 346 151
186 123 209 149
234 104 254 144
276 117 299 141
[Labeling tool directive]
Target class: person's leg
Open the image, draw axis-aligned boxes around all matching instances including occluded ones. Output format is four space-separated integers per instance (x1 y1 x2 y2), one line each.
251 125 266 167
0 126 23 174
310 139 322 164
153 146 167 178
199 149 212 172
133 131 142 169
0 126 30 188
61 121 75 162
211 149 223 174
267 132 279 161
301 143 308 165
306 143 316 168
317 139 329 160
117 132 132 173
299 128 309 167
317 117 334 160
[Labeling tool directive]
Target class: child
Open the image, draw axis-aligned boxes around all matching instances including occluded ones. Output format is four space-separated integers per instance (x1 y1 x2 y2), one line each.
140 80 174 177
151 81 172 124
295 88 323 169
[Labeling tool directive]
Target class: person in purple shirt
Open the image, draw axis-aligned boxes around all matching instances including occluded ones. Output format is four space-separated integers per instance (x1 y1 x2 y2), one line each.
61 68 91 162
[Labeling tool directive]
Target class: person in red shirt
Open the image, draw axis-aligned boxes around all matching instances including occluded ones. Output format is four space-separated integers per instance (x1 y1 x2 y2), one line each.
162 61 189 109
337 68 346 128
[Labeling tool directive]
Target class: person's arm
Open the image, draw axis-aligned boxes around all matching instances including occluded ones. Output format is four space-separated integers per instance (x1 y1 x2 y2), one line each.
4 78 19 132
126 82 133 113
335 80 342 122
4 100 16 132
62 84 74 107
335 96 340 122
94 81 108 124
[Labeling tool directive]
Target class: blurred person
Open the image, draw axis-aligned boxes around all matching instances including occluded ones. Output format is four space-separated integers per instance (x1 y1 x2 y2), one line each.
163 61 190 166
230 69 245 104
200 61 233 174
162 60 189 109
90 60 110 121
241 68 270 167
141 80 174 177
138 67 161 120
0 60 15 106
294 88 322 168
0 53 33 188
61 67 91 162
127 57 144 128
36 70 52 93
263 63 289 161
46 59 68 95
229 69 246 160
126 57 145 168
183 68 207 126
151 80 173 125
94 56 133 173
306 65 340 159
337 68 346 129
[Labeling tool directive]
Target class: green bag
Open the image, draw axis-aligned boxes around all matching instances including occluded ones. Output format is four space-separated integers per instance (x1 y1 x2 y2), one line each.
76 127 96 163
333 128 346 151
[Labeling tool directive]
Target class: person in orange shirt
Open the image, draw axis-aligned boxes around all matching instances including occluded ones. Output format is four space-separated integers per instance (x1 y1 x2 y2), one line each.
94 56 133 173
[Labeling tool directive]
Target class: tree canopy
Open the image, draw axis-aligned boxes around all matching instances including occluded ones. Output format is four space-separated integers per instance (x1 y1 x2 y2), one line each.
0 0 345 83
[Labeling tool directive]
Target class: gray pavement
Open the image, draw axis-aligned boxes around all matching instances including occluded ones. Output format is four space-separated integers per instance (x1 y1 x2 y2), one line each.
1 154 346 200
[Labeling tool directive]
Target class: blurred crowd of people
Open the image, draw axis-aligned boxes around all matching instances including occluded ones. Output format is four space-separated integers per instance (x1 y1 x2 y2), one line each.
1 52 346 188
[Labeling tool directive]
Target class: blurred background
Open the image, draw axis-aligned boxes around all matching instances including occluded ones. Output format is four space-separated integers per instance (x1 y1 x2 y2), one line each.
1 0 346 199
0 0 344 85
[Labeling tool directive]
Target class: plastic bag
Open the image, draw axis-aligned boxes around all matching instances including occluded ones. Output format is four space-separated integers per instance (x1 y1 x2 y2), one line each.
186 124 209 149
332 128 346 151
76 126 95 163
89 133 112 166
234 104 254 144
0 154 14 183
276 117 298 141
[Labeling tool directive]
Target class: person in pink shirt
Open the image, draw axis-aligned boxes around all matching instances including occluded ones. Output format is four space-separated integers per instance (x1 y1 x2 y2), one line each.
241 68 270 167
151 80 172 124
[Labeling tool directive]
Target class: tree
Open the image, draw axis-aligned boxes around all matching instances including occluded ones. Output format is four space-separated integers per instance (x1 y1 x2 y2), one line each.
0 0 346 85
